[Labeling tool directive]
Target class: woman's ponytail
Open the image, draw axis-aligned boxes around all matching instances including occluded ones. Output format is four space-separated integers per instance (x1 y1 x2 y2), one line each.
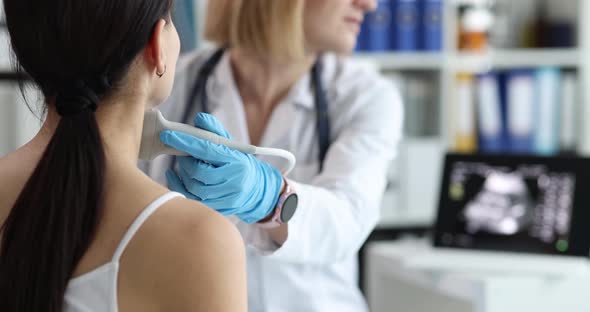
0 77 109 311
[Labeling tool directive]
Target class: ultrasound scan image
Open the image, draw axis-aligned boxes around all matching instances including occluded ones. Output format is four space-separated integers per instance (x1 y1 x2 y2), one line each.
439 161 576 254
462 172 534 236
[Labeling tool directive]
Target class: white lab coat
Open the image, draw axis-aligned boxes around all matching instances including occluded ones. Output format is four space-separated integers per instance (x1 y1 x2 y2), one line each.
144 49 403 312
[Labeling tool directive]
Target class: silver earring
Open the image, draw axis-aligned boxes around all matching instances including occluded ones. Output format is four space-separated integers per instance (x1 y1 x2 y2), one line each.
156 65 167 78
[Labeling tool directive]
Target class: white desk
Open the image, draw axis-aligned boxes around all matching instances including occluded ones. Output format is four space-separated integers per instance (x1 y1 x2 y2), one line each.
365 240 590 312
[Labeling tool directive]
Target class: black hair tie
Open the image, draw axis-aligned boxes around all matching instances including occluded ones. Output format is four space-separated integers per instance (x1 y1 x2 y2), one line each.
56 76 111 117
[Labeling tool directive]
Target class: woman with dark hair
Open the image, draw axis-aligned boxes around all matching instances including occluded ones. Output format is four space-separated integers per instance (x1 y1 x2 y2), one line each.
0 0 247 311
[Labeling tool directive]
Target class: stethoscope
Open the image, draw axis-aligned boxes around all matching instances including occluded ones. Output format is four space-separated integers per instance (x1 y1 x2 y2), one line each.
183 48 331 172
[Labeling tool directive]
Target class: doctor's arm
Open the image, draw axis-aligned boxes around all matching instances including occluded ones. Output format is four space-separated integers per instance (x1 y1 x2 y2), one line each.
270 95 402 264
241 81 400 266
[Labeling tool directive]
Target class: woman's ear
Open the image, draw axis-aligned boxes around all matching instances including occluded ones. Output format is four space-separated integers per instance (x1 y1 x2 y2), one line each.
146 19 168 76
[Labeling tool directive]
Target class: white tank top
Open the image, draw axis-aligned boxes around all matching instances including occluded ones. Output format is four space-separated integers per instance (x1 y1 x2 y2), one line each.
63 192 184 312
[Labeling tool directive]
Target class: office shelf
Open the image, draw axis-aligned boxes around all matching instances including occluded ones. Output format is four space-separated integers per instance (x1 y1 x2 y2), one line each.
354 49 580 72
354 52 445 70
450 48 581 72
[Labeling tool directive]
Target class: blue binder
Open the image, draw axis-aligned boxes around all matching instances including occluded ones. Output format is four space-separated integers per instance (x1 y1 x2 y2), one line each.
476 72 508 153
392 0 419 51
534 67 562 155
364 0 393 51
420 0 443 51
355 21 369 51
505 70 536 154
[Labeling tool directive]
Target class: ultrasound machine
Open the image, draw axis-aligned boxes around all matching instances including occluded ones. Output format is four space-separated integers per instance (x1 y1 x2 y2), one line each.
402 153 590 276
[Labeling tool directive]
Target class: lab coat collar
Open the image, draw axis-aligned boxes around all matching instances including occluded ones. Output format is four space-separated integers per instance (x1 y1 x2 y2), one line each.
205 51 304 148
205 52 233 112
285 73 314 110
206 52 251 144
284 53 339 111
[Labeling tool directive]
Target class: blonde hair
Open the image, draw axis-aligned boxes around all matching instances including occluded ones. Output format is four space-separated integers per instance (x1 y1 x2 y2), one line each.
204 0 305 62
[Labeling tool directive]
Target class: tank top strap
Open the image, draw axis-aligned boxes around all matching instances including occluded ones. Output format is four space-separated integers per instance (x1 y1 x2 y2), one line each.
112 192 185 262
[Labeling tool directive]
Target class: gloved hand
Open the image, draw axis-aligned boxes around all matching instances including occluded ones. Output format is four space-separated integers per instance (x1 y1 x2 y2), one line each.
160 113 284 224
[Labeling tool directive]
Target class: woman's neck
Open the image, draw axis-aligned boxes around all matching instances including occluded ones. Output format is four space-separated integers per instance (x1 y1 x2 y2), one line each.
34 95 147 169
95 96 147 167
229 49 316 112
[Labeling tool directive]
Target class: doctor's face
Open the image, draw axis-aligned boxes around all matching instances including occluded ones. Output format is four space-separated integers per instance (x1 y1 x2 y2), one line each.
304 0 377 54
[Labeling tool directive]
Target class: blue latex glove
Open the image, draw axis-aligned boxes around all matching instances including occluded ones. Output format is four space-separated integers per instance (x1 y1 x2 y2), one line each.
160 113 283 224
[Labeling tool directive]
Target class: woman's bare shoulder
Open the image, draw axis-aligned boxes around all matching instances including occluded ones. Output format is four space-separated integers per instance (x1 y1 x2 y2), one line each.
137 196 243 247
120 195 247 311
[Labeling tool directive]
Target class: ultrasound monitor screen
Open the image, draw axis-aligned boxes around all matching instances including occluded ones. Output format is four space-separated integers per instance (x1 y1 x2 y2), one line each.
434 154 590 257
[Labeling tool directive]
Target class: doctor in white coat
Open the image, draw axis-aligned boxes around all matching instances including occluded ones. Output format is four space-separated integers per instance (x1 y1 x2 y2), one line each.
145 0 403 311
